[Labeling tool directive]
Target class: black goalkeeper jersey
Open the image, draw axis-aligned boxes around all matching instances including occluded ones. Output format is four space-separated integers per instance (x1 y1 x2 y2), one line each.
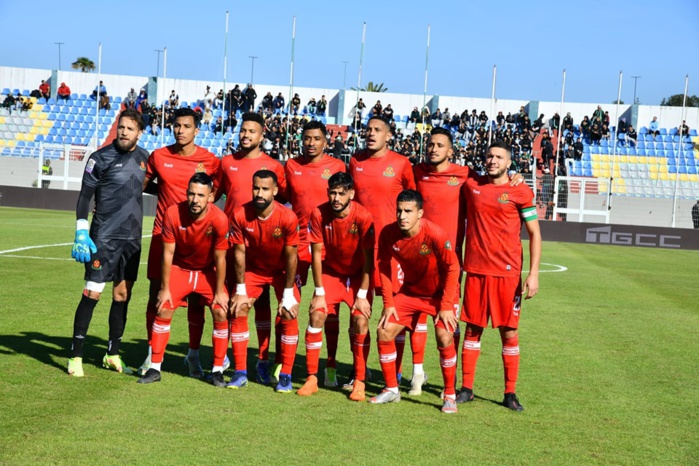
81 142 149 240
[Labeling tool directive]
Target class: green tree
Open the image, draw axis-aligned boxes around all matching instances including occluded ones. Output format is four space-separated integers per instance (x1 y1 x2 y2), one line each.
611 99 625 104
351 81 388 93
71 57 95 73
660 94 699 107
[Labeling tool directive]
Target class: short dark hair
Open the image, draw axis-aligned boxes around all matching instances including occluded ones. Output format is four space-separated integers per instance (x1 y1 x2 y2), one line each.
242 112 265 128
303 120 327 136
118 108 145 131
328 172 353 191
174 107 201 127
368 115 392 134
430 127 453 145
189 172 213 189
397 189 423 210
253 169 277 185
487 140 512 157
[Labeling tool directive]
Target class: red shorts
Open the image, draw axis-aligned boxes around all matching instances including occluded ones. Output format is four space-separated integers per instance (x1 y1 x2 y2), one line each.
147 233 163 280
388 293 449 331
161 265 222 311
245 271 301 303
461 273 522 329
316 273 373 317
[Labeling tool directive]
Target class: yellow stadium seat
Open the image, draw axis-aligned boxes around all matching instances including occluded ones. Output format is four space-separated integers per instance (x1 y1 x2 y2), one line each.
689 174 699 182
29 97 37 104
627 155 637 164
612 169 621 178
612 184 627 194
659 172 669 181
7 140 16 147
34 104 43 112
29 127 38 135
617 155 628 164
39 127 49 135
29 111 38 119
650 172 658 180
0 140 5 147
37 112 47 120
680 174 690 182
600 170 611 178
600 154 611 163
648 164 658 173
591 154 601 162
41 120 52 128
591 161 600 170
15 133 24 141
658 164 668 173
0 116 4 124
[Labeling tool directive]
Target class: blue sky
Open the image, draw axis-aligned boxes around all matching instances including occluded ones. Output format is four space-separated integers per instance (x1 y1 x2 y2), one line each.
1 0 697 105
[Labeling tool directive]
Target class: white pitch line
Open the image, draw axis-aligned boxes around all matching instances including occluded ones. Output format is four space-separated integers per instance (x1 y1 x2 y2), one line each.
0 235 153 255
539 262 568 273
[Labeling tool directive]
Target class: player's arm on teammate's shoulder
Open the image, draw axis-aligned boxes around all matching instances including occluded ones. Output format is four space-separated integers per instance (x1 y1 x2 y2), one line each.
309 242 326 313
508 171 525 186
158 241 175 312
523 211 541 299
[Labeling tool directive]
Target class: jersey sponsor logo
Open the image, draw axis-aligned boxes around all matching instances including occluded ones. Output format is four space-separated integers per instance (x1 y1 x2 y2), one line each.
445 240 452 250
349 222 358 234
294 171 302 175
91 259 102 270
472 189 480 195
392 245 400 252
206 226 213 236
273 227 283 238
355 167 363 172
230 166 238 171
321 169 332 180
164 163 174 168
85 159 96 174
447 176 459 186
419 243 431 255
383 166 395 177
498 193 509 204
245 227 254 232
422 176 430 180
179 226 187 230
115 163 123 168
196 163 206 173
139 161 146 171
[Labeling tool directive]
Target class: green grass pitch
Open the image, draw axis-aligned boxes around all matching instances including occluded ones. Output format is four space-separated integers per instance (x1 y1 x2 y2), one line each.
0 207 697 465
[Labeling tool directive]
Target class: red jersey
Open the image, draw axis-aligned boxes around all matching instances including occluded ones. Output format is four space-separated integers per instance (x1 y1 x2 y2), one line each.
308 201 374 277
146 145 221 234
461 178 536 277
413 162 472 262
162 202 229 271
350 149 415 237
229 201 299 277
285 154 347 248
378 219 459 310
218 152 287 219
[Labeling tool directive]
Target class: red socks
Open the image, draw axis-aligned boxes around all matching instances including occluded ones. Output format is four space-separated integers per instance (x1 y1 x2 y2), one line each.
211 320 228 367
279 318 298 375
377 340 398 389
151 316 172 364
352 332 371 382
502 335 520 393
304 326 323 376
411 314 428 364
438 344 457 397
460 327 483 390
230 316 249 371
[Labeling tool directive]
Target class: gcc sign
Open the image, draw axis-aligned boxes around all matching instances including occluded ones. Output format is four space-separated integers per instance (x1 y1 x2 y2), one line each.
585 226 681 249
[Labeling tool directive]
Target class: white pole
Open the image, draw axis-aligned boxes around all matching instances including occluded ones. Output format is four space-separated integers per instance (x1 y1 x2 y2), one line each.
94 42 102 148
671 74 689 228
354 22 367 133
284 16 296 159
223 11 229 119
419 24 430 161
606 70 622 222
487 65 496 146
160 47 167 147
551 69 566 222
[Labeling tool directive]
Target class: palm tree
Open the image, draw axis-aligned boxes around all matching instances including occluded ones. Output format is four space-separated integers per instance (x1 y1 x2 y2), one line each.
71 57 96 73
351 81 388 93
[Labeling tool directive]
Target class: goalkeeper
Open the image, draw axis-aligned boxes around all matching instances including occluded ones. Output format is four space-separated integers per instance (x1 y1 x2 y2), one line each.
67 109 149 377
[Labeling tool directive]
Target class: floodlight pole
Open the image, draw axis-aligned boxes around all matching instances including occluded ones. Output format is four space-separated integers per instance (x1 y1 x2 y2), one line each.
55 42 64 71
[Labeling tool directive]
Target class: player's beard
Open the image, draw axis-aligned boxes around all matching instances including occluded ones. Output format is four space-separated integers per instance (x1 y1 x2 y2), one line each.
331 199 350 214
427 154 448 166
115 137 137 152
253 197 272 211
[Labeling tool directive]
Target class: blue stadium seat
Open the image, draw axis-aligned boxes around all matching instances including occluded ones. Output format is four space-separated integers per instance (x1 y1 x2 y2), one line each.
583 168 593 177
628 147 637 155
659 128 667 135
690 129 698 136
1 88 9 95
600 147 609 155
646 149 656 156
21 89 30 97
636 141 645 149
689 166 698 175
617 147 627 155
644 134 654 142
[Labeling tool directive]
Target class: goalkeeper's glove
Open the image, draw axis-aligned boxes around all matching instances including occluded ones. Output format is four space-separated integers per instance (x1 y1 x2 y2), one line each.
71 219 97 263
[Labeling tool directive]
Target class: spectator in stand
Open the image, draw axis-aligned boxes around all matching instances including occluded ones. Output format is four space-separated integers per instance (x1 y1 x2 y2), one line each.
261 92 273 112
214 116 224 134
307 97 317 114
551 113 560 131
204 86 214 108
39 80 50 100
57 82 71 100
291 93 301 115
431 108 443 127
202 107 213 126
372 100 382 117
20 97 33 112
601 124 610 141
135 90 147 113
580 115 591 139
333 134 345 159
91 80 107 100
214 89 224 109
168 90 179 108
382 104 394 121
562 112 573 131
649 116 660 137
125 88 137 109
618 117 627 134
603 112 610 128
626 126 637 147
478 110 488 126
242 84 256 112
592 105 604 126
317 95 327 116
225 112 238 132
677 120 690 139
356 98 366 116
229 85 242 113
273 92 285 114
532 114 544 133
573 137 584 160
409 106 420 124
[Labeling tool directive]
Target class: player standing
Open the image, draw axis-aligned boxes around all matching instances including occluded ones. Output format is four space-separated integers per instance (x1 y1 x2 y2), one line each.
297 173 374 400
137 173 230 386
217 112 287 383
139 108 222 378
349 115 415 386
457 141 541 411
369 190 460 414
284 120 347 387
68 109 148 377
227 170 301 393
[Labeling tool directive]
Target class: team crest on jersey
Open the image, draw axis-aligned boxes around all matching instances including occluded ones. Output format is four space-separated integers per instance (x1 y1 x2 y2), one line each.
91 259 102 270
321 169 332 180
206 226 213 236
419 243 431 255
273 227 283 238
498 193 509 204
196 163 206 173
448 176 459 186
139 161 146 171
445 240 452 250
383 166 395 177
349 222 359 234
